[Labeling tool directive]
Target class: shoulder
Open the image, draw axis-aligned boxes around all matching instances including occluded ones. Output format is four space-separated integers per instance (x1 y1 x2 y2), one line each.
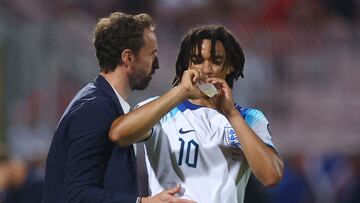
65 91 116 127
79 97 115 117
61 98 115 144
235 104 268 123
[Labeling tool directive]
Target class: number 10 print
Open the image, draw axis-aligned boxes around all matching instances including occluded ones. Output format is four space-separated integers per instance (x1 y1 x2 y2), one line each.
178 138 199 168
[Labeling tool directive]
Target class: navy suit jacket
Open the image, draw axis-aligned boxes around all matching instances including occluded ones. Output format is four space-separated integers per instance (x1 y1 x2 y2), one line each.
43 75 138 203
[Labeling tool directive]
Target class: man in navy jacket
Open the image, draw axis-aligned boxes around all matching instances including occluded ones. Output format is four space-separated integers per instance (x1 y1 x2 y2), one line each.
43 12 193 203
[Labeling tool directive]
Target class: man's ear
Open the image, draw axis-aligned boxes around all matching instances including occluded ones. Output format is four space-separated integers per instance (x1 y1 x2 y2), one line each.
121 49 133 67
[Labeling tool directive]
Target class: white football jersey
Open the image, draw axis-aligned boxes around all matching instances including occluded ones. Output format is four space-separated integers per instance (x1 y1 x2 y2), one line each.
136 98 275 203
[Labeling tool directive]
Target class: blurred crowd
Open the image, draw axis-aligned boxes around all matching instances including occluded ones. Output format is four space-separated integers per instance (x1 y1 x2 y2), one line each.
0 0 359 202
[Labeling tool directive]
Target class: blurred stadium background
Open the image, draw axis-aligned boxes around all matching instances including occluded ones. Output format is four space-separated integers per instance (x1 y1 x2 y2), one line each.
0 0 359 202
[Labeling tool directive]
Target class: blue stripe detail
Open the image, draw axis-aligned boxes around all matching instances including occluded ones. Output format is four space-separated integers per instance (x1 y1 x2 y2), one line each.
183 100 240 112
170 107 180 117
160 100 204 124
160 106 181 124
176 100 205 113
177 103 188 112
245 114 256 127
235 104 264 128
182 100 202 111
242 108 266 128
164 101 267 127
235 103 247 118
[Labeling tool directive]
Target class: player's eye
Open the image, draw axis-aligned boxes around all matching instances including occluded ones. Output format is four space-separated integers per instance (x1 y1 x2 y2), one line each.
213 59 223 65
212 56 224 65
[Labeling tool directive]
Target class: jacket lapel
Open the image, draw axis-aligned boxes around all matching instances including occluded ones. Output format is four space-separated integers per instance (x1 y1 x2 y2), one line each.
94 75 125 116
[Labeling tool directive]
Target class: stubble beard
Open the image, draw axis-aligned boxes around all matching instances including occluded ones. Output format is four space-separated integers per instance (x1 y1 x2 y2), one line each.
129 68 152 90
130 57 159 90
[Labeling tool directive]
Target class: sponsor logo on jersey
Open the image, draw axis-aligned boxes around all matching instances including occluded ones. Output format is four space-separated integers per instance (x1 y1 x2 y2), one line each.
179 128 195 134
224 127 241 149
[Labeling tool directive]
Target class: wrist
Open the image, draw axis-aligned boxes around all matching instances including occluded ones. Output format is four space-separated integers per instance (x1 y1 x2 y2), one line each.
224 107 240 118
175 85 191 99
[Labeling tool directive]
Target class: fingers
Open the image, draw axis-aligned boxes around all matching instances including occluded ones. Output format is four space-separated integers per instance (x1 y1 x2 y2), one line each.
166 184 181 195
191 70 200 83
207 78 230 91
185 69 206 84
166 185 197 202
206 78 227 86
149 186 197 203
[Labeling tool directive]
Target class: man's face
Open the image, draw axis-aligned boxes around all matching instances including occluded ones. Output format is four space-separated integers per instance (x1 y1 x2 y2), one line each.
189 39 231 80
129 28 159 90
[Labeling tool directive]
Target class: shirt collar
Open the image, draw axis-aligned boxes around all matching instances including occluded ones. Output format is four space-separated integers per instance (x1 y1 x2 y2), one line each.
110 85 130 114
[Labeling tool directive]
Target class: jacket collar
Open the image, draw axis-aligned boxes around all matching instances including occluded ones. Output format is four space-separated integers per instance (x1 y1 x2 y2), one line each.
93 74 124 116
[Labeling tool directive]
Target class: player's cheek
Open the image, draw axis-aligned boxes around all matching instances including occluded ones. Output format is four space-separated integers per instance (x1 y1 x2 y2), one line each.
191 63 202 70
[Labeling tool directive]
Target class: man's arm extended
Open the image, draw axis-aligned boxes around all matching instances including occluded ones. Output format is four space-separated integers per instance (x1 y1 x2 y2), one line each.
109 69 205 146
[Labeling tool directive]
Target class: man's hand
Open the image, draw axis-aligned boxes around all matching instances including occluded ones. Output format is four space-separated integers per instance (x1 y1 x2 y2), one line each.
179 69 206 100
141 185 196 203
207 78 237 117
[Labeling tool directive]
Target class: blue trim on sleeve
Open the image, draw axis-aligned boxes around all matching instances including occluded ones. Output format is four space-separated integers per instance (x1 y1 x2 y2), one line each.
170 107 180 117
160 106 181 124
236 106 267 128
235 103 248 119
160 100 202 124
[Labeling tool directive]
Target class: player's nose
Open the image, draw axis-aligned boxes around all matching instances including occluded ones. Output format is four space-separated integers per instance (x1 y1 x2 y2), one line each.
202 61 213 75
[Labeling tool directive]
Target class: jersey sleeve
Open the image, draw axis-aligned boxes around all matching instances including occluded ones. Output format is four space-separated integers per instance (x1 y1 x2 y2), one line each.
240 108 276 150
134 96 162 143
134 96 159 109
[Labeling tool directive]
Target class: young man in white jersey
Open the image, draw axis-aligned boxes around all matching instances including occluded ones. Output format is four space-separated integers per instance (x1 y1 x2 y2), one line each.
109 25 284 203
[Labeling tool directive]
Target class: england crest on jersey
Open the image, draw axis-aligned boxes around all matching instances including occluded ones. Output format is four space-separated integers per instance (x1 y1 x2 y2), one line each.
224 127 241 149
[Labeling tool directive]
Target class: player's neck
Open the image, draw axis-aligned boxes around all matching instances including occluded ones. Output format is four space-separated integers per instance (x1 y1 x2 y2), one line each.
188 98 216 109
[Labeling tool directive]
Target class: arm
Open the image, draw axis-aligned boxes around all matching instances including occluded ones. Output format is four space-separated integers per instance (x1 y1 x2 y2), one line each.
208 78 284 187
109 69 205 146
226 110 283 187
63 102 137 203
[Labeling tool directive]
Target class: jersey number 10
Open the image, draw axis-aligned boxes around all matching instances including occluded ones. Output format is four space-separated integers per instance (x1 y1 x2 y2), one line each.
178 138 199 168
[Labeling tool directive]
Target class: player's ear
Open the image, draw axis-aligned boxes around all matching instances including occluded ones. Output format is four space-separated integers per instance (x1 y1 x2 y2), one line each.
187 62 195 70
121 49 133 67
226 66 234 74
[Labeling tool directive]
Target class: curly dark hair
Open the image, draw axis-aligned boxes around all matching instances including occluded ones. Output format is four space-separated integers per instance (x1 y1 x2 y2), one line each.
173 25 245 88
94 12 155 73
